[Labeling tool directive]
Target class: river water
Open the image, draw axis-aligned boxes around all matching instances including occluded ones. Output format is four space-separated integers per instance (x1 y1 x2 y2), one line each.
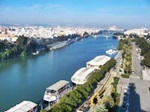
0 36 118 111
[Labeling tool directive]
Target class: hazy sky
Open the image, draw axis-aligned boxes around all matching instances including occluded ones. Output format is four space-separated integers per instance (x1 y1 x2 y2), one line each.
0 0 150 28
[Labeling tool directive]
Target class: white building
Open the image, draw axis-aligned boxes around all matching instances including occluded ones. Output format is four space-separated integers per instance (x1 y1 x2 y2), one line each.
109 25 118 31
86 55 111 69
71 67 95 85
0 25 100 42
124 28 149 36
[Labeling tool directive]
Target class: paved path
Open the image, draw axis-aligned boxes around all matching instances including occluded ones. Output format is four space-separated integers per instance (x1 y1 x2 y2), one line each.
131 42 142 79
118 43 150 112
129 42 150 112
114 50 122 63
129 78 150 112
88 70 116 112
114 50 122 74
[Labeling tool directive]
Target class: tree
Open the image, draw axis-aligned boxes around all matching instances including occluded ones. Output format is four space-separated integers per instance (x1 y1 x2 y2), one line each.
50 59 117 111
40 110 47 112
51 103 67 112
142 51 150 68
76 86 89 99
135 38 150 67
20 50 27 57
96 103 108 112
102 95 114 109
93 97 98 105
5 49 11 58
12 46 18 52
17 35 28 49
83 32 89 38
60 93 77 108
111 77 119 89
0 52 7 60
69 90 82 104
58 103 72 112
26 38 37 52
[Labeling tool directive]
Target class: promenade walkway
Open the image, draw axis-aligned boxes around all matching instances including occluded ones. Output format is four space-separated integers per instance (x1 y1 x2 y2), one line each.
129 42 150 112
87 51 122 112
118 42 150 112
88 71 116 112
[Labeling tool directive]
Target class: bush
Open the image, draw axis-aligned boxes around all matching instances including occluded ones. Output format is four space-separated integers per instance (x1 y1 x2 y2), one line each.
110 77 120 111
20 50 27 57
121 74 129 78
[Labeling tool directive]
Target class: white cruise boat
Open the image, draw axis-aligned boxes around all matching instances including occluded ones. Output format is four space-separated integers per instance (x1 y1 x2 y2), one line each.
43 80 70 102
106 49 118 55
86 55 111 70
71 67 95 85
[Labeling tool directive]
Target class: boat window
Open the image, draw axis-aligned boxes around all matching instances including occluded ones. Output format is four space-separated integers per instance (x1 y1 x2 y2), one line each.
50 90 56 93
46 89 56 93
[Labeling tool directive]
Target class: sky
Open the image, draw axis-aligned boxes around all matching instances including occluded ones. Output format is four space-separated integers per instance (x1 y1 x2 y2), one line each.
0 0 150 28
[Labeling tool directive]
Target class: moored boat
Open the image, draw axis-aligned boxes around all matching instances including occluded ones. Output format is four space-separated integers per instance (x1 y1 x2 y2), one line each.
5 101 37 112
71 67 95 85
43 80 70 102
32 51 39 55
86 55 111 70
106 49 118 55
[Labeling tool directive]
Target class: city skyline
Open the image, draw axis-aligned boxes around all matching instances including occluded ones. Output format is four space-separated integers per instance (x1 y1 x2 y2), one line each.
0 0 150 28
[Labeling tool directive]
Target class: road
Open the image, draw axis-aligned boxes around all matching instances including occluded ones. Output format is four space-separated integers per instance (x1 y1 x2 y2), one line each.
129 42 150 112
114 50 122 63
118 43 150 112
131 42 142 79
114 50 122 75
129 78 150 112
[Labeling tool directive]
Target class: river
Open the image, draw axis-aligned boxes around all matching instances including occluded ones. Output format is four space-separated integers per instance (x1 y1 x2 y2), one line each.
0 36 118 111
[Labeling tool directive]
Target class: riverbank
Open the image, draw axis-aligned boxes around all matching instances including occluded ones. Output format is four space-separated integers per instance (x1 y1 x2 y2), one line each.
47 36 82 51
0 35 84 62
0 35 118 112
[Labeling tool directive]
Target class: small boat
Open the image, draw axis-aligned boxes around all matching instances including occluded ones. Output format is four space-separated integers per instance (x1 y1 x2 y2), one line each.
32 51 39 55
106 49 118 55
43 80 70 102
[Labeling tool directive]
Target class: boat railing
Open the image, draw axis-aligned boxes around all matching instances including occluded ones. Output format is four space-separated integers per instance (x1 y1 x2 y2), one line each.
59 87 73 97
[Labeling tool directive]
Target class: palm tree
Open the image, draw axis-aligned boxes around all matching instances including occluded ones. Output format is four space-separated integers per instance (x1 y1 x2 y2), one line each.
102 95 114 109
96 103 108 112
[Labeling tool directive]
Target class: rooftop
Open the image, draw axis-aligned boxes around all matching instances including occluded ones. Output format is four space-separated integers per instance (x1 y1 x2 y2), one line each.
5 101 37 112
71 67 95 84
46 80 69 91
87 55 111 66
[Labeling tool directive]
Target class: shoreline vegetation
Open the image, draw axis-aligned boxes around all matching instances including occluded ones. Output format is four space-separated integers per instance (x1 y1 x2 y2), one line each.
40 59 117 112
0 33 89 62
134 36 150 68
96 76 120 112
117 38 132 78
